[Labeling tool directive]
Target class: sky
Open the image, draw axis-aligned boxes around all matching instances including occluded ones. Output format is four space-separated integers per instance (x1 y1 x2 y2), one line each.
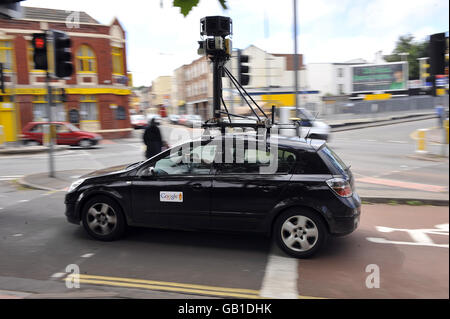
24 0 449 86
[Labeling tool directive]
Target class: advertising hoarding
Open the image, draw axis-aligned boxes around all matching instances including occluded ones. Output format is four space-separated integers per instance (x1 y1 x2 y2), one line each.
351 62 408 93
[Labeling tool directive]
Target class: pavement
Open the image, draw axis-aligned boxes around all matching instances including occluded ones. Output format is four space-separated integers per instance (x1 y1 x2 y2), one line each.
0 145 69 155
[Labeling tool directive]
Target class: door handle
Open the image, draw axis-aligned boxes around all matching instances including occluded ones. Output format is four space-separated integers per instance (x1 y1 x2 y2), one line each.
192 183 203 190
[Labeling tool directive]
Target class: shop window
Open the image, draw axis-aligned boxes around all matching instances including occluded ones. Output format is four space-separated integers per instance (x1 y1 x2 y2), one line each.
32 95 65 121
80 95 98 121
76 45 96 73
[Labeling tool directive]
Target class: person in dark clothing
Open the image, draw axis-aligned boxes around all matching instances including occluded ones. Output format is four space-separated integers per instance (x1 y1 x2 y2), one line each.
143 118 163 159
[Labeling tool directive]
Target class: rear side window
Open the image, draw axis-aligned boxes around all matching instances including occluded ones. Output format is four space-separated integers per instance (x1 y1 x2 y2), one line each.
293 150 331 174
318 146 348 175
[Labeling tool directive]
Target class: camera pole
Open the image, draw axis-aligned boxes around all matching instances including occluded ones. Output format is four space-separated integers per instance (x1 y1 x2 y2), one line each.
212 59 222 121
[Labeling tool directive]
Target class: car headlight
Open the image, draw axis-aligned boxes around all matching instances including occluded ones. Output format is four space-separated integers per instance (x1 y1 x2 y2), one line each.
68 179 85 193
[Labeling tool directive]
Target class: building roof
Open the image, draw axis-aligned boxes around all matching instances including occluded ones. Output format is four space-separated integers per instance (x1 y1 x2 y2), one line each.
21 6 99 24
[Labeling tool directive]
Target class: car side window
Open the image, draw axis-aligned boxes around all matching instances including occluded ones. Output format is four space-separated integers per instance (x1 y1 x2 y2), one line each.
217 145 296 175
151 142 217 176
56 125 70 133
30 124 43 133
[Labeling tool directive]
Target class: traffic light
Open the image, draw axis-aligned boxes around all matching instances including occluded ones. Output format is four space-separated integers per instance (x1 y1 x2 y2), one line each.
53 30 73 78
32 33 48 70
237 49 250 86
429 32 446 76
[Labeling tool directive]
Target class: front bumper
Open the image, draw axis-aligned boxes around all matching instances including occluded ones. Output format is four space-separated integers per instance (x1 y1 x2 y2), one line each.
65 194 81 225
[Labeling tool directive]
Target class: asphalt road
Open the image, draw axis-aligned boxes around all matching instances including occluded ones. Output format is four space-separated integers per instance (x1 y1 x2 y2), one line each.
0 190 447 298
0 118 448 298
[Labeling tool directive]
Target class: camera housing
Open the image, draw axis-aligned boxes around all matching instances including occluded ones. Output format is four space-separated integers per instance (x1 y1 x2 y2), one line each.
200 16 232 37
198 16 232 59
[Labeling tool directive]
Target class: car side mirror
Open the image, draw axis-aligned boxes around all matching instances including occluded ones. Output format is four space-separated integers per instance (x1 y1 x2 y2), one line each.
142 166 155 177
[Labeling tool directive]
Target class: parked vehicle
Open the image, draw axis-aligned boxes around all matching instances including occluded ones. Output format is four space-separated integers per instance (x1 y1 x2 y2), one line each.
168 114 180 124
185 114 203 127
65 134 360 258
130 114 148 129
277 107 331 141
146 113 162 124
177 114 189 126
21 122 102 147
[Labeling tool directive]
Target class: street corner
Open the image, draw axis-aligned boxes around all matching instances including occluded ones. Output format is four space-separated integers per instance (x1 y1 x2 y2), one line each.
18 169 93 191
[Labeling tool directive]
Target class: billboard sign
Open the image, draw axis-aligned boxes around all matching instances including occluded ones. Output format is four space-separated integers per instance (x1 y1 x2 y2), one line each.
351 62 408 93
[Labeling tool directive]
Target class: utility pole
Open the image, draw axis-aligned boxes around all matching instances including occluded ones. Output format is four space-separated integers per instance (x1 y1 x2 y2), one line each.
293 0 300 135
46 69 55 177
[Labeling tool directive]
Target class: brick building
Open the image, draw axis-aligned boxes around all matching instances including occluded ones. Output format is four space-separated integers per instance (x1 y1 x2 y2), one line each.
0 6 132 142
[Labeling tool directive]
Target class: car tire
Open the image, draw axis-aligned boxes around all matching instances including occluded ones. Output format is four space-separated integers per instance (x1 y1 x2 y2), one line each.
274 208 328 258
79 139 93 148
81 195 127 241
25 140 40 146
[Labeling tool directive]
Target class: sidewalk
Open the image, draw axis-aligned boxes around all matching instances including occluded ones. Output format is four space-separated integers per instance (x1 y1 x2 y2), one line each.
18 169 449 205
0 145 69 155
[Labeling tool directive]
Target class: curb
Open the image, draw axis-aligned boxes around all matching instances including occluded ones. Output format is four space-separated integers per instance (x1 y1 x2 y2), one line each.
0 145 70 155
17 176 64 192
360 196 449 206
330 114 436 132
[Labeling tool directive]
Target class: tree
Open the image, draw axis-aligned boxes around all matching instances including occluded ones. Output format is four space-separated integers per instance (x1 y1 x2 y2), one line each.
384 34 428 80
173 0 227 16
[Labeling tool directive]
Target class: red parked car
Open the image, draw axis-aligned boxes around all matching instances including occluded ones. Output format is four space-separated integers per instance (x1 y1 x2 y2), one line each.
21 122 102 148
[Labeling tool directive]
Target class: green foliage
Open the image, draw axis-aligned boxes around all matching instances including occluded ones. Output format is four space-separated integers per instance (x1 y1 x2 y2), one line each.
173 0 227 17
384 34 428 80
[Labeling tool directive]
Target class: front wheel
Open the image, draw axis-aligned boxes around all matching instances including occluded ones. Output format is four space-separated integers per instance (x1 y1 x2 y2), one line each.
274 208 327 258
81 195 126 241
79 139 93 148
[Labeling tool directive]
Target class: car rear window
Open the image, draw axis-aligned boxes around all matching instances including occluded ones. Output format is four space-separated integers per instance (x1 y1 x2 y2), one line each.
318 146 348 175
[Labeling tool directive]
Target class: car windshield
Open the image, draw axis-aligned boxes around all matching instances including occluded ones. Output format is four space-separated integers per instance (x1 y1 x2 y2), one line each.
298 108 315 121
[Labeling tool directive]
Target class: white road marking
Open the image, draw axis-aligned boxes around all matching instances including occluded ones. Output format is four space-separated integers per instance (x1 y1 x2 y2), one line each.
81 253 95 258
51 272 67 278
18 200 29 203
367 237 448 248
260 254 298 299
367 224 449 248
388 140 408 144
12 233 23 237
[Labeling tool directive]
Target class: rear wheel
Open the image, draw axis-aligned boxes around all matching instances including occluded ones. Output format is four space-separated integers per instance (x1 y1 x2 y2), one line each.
25 140 40 146
81 195 126 241
274 208 327 258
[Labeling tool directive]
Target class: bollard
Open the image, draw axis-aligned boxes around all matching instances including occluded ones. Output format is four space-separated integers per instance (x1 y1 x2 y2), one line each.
0 125 4 147
444 119 449 144
416 129 428 154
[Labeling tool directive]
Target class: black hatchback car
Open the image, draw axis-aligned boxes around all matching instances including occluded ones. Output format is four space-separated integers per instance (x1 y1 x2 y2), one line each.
65 135 361 258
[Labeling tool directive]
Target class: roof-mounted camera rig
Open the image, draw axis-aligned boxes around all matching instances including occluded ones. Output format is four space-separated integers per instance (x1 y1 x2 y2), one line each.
198 16 281 142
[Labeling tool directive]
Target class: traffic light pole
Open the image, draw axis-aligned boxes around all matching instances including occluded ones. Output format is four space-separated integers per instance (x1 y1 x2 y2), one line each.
46 71 55 178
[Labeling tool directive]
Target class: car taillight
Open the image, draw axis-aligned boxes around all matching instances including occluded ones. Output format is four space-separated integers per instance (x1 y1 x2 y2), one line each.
326 177 353 197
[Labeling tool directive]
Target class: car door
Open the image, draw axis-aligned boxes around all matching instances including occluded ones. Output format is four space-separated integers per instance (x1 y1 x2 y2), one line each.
56 124 77 145
210 141 295 232
27 123 43 143
131 141 217 229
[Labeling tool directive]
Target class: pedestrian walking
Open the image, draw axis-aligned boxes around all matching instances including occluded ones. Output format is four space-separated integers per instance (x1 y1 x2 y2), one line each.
143 118 164 159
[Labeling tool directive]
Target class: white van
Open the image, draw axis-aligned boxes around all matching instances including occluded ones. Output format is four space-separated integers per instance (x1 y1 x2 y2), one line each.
277 107 330 141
